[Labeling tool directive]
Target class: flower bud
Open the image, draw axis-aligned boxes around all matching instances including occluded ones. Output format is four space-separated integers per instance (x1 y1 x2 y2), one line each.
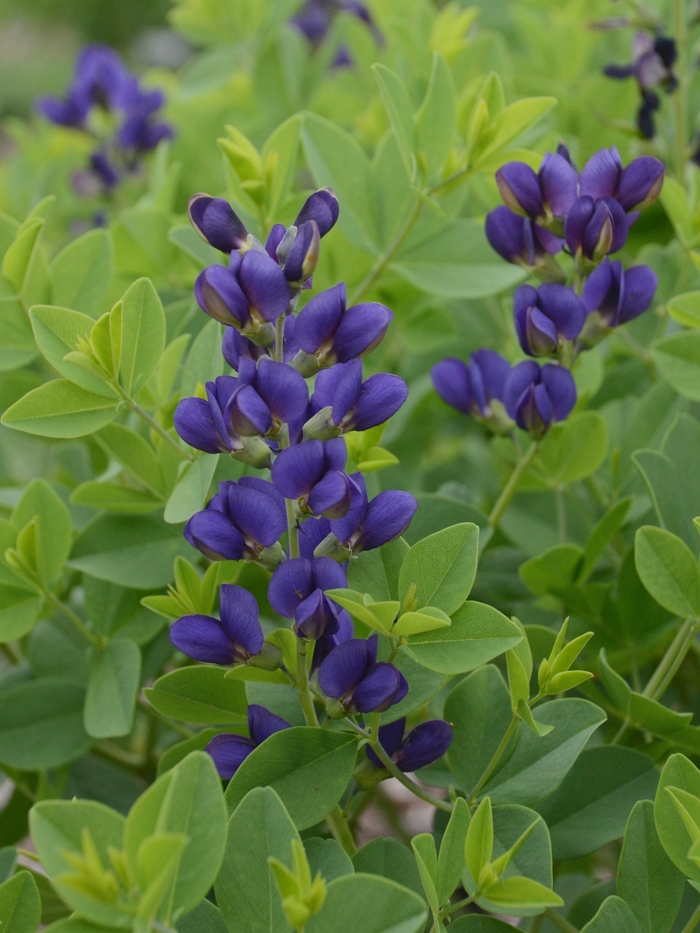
188 193 249 253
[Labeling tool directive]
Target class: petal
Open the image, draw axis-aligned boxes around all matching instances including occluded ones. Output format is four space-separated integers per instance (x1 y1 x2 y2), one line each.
311 555 348 591
564 196 595 254
524 306 559 356
496 162 543 218
298 516 333 560
248 703 291 744
539 152 578 217
331 361 364 424
284 221 319 282
255 358 309 423
196 265 249 327
221 327 268 371
616 156 665 211
265 223 286 261
188 194 248 253
312 361 353 412
581 259 614 314
604 197 630 253
470 349 511 403
378 718 407 757
226 384 272 437
537 284 587 339
312 608 354 671
579 147 622 200
581 200 613 259
485 207 527 263
295 589 340 640
332 302 393 362
206 733 256 780
350 373 408 431
324 437 348 472
227 482 287 547
185 509 247 561
503 360 540 420
219 584 264 657
308 470 353 519
541 364 576 422
351 490 418 552
239 250 290 322
268 557 314 617
294 188 340 237
237 476 287 515
431 358 472 413
170 614 234 665
295 283 346 353
174 398 225 454
271 441 326 499
618 264 658 324
318 638 372 698
513 284 538 316
396 720 453 772
352 662 403 713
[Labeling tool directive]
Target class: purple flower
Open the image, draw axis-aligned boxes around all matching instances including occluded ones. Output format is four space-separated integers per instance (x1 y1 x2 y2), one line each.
298 516 333 560
293 283 393 373
185 478 286 562
206 704 290 780
513 284 586 357
496 153 577 224
189 194 249 254
309 360 408 434
294 187 340 237
318 634 408 713
330 474 417 554
564 195 629 262
222 316 298 370
268 556 350 639
195 250 290 336
604 33 677 139
366 717 453 772
117 88 173 154
291 0 380 49
579 148 665 211
580 258 657 345
271 438 362 519
281 220 320 286
312 609 353 670
485 207 564 279
503 362 576 436
170 584 263 665
432 349 511 417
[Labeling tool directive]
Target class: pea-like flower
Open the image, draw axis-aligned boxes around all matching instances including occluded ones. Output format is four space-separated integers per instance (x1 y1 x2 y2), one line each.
513 284 586 358
504 361 576 436
195 250 290 340
188 194 250 254
366 717 453 772
271 438 362 519
294 187 340 238
564 195 628 263
579 147 665 212
222 316 298 370
318 634 408 713
170 584 264 665
328 474 418 555
293 283 393 375
206 705 291 780
485 207 564 281
268 556 350 639
579 258 658 346
496 152 577 228
185 478 286 563
432 349 511 418
306 359 408 436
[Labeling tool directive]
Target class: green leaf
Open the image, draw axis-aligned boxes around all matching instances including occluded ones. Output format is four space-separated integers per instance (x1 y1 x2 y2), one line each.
84 640 142 739
0 295 38 372
50 229 113 318
2 219 43 293
29 799 126 927
305 873 428 933
117 278 165 394
445 665 513 794
520 544 583 596
124 751 227 918
534 746 659 861
654 753 700 881
580 896 643 933
303 837 353 883
180 319 225 397
660 176 692 241
29 305 116 397
0 678 92 769
12 479 72 585
0 871 41 933
617 800 685 933
398 522 478 615
347 538 409 602
578 497 632 582
379 652 446 726
225 727 358 830
635 526 700 617
95 424 165 497
481 875 562 911
667 291 700 328
448 920 517 933
465 797 492 883
402 494 489 547
415 52 456 183
69 513 194 588
633 449 691 548
411 833 439 912
302 112 378 252
326 590 399 634
372 64 416 179
538 412 609 485
482 698 607 806
0 586 41 643
352 838 422 898
402 601 522 674
70 483 163 513
145 666 247 724
652 332 700 401
164 456 218 524
393 606 451 636
215 787 301 933
2 380 118 437
157 729 223 777
472 96 557 165
262 114 302 222
177 897 228 933
437 797 470 904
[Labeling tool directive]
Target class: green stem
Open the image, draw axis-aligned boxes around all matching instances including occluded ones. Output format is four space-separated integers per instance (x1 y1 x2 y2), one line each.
543 909 579 933
138 699 194 739
368 737 453 812
672 0 689 185
326 804 357 856
348 196 423 305
643 617 698 700
286 498 300 558
296 638 320 727
488 441 539 529
556 486 567 544
467 714 518 805
441 891 478 916
46 591 101 647
681 902 700 933
126 398 194 462
0 641 21 664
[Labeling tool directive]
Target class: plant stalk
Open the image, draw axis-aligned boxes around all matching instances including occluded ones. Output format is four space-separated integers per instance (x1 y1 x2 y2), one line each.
368 737 453 812
467 714 518 804
543 909 579 933
326 804 358 856
488 441 539 529
681 902 700 933
672 0 689 184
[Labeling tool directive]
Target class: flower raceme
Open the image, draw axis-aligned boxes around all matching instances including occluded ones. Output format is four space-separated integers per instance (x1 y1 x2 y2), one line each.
495 151 577 229
504 362 576 436
306 359 408 437
268 556 350 640
271 438 362 520
318 634 408 714
431 350 511 418
207 705 291 780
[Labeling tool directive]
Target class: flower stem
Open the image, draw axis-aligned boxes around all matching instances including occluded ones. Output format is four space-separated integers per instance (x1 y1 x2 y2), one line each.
672 0 689 184
441 891 478 916
643 617 698 700
543 909 579 933
45 590 101 647
488 441 539 529
326 803 357 856
368 737 453 813
296 638 319 727
126 398 194 462
681 902 700 933
467 714 518 805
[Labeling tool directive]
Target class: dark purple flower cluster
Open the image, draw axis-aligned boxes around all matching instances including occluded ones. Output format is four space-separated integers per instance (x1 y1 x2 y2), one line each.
433 146 661 437
36 45 173 194
169 187 450 781
290 0 383 67
604 31 677 139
